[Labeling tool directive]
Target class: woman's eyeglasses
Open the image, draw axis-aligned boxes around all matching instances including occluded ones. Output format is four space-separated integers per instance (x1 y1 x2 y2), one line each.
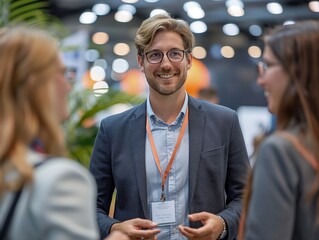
257 60 281 76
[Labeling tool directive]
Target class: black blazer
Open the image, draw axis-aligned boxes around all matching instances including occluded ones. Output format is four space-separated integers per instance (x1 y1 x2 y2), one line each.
89 95 250 239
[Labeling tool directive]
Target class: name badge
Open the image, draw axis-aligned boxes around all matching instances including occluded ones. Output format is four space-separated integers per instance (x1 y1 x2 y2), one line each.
151 200 176 225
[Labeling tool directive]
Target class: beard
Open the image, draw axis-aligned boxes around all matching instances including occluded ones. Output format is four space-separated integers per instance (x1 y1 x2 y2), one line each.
146 73 187 96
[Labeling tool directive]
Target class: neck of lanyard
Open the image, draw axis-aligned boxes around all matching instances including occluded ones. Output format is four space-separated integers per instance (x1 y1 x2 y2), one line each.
146 108 188 201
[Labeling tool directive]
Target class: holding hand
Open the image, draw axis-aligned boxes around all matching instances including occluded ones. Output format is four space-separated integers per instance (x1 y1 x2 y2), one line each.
178 212 224 240
111 218 160 240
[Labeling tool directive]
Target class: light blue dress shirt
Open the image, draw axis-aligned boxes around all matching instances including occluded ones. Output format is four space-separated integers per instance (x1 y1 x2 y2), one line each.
146 94 189 240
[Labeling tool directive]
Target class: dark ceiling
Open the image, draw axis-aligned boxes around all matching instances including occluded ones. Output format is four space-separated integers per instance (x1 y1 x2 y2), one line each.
48 0 319 51
49 0 317 26
47 0 319 110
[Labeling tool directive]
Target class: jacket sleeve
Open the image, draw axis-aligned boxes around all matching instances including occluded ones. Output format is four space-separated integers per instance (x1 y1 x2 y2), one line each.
33 159 99 240
89 119 120 239
221 111 250 240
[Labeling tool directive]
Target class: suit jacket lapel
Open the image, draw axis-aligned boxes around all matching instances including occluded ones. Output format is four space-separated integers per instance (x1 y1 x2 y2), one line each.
188 97 205 207
128 102 149 218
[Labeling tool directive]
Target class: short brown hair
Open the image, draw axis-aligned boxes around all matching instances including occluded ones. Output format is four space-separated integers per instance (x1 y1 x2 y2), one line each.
135 14 195 56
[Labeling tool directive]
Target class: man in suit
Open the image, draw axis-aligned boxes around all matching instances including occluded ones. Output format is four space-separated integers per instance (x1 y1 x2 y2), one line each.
89 14 250 240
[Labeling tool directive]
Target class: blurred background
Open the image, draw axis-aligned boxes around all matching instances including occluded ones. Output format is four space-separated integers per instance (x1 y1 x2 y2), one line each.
2 0 318 164
47 0 319 109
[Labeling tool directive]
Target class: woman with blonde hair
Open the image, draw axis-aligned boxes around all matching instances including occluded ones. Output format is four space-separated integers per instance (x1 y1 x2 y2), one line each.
0 26 128 240
239 20 319 240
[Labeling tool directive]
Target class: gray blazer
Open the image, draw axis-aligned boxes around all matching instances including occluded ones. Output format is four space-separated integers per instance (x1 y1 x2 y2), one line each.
244 134 319 240
0 151 99 240
90 96 250 239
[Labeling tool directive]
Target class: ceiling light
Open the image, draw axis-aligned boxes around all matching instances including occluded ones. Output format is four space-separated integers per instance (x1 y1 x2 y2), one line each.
183 1 201 12
222 23 239 36
114 43 130 56
92 32 109 45
283 20 295 25
225 0 243 8
249 25 262 37
309 1 319 12
220 46 235 58
187 7 205 19
79 11 97 24
85 49 100 62
92 4 110 16
93 81 109 97
112 59 129 73
267 2 283 15
115 11 133 22
248 46 262 58
121 0 139 3
227 6 244 17
150 9 168 17
119 4 136 15
90 66 106 81
190 21 207 34
192 46 207 59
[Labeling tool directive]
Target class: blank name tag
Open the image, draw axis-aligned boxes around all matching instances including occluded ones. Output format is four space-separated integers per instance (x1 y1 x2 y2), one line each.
151 200 176 225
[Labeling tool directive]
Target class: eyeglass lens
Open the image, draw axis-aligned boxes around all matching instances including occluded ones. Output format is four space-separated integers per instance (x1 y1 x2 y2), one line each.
257 61 267 76
145 50 186 64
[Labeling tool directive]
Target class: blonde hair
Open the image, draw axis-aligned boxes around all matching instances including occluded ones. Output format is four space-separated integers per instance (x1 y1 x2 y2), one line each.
0 26 66 194
135 14 195 56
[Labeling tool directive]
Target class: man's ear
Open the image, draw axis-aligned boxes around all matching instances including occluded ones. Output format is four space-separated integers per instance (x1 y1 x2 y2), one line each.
187 52 193 70
137 55 144 73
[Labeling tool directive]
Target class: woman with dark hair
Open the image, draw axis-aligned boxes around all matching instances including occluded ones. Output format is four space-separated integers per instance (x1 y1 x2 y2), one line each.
239 20 319 240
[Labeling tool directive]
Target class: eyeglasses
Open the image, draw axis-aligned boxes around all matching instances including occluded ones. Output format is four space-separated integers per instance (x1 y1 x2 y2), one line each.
257 60 281 76
144 49 189 64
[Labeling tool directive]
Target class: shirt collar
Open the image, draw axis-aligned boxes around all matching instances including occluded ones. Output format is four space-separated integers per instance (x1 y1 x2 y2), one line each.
147 93 188 126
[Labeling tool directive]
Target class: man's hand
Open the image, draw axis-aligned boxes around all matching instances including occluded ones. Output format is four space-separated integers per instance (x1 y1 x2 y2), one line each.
178 212 224 240
111 218 160 240
104 230 129 240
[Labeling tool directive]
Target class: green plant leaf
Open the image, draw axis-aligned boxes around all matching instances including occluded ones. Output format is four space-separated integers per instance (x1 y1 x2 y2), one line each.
1 0 68 38
9 0 41 9
63 88 145 167
9 2 48 20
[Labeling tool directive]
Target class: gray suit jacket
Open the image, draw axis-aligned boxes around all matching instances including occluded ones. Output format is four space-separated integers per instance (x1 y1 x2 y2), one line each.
90 96 250 239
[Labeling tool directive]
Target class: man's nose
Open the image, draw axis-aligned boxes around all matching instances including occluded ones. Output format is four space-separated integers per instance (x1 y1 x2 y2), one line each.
160 54 172 67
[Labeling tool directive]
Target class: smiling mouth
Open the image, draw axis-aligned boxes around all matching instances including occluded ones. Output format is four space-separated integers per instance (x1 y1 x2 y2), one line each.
158 74 175 79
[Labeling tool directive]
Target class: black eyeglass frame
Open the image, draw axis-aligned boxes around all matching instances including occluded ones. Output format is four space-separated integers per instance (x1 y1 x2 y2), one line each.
143 49 190 64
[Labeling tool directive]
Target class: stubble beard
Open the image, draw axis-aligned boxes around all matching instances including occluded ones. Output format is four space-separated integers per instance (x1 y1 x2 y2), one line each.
147 75 186 96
